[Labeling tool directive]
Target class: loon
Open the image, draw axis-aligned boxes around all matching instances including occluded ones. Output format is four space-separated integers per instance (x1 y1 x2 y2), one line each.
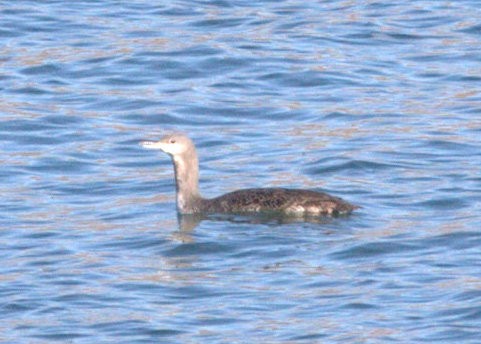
141 133 358 216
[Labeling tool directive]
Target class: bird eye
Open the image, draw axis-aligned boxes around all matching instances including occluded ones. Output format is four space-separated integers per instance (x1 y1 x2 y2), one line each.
169 139 176 144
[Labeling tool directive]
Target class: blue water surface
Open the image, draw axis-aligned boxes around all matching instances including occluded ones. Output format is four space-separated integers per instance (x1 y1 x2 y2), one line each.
1 0 481 343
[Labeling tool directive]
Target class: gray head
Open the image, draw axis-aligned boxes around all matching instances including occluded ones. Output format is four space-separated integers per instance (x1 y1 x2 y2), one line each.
141 133 201 213
141 133 196 157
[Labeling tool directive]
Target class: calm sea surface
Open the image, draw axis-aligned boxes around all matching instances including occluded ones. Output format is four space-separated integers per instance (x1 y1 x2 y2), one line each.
1 1 481 343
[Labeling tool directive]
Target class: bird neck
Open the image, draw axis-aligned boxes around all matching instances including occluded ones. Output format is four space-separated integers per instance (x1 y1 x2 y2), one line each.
172 148 202 214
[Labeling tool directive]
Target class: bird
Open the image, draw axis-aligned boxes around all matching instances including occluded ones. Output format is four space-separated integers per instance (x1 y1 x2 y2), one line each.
141 133 358 217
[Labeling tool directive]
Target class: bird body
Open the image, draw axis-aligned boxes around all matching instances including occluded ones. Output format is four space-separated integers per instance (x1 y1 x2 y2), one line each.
202 188 355 216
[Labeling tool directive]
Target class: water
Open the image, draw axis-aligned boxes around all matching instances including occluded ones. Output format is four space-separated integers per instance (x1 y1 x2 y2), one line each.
1 0 481 342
